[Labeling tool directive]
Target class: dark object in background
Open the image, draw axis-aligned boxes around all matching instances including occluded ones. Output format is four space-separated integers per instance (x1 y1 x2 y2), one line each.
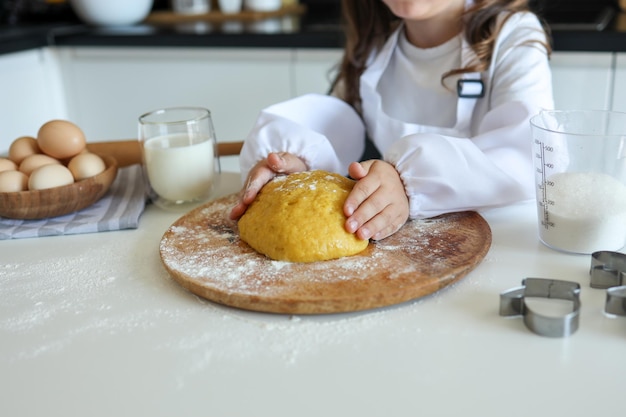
1 0 77 25
530 0 617 31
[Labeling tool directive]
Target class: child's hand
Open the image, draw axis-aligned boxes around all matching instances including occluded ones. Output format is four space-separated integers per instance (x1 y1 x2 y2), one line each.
229 152 307 220
344 160 409 241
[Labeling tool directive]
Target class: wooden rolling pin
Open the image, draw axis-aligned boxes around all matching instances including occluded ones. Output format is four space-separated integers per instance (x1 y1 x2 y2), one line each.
86 140 243 168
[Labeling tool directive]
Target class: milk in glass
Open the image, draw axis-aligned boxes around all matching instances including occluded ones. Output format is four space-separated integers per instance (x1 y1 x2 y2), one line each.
144 133 215 203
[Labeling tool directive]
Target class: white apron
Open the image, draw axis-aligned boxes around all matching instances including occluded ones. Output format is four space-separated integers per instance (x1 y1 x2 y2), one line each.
360 27 486 156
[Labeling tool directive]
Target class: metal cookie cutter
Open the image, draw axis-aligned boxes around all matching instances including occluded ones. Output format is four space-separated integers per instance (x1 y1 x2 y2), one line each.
590 251 626 288
606 286 626 316
500 278 581 337
589 251 626 316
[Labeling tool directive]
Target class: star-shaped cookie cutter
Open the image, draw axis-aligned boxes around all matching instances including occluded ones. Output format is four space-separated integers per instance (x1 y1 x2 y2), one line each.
499 278 581 337
590 251 626 316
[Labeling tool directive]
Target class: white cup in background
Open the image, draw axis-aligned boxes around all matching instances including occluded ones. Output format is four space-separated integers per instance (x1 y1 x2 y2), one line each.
69 0 153 26
218 0 243 14
245 0 281 12
172 0 210 14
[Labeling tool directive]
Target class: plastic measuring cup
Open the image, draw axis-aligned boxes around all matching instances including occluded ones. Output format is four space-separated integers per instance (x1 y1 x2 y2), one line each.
530 110 626 254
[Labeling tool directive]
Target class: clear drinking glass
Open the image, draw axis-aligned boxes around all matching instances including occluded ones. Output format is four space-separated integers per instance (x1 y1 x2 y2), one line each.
138 107 220 210
530 110 626 254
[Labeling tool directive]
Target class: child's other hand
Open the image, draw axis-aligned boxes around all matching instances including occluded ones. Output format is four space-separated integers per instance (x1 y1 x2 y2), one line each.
229 152 307 220
344 160 409 241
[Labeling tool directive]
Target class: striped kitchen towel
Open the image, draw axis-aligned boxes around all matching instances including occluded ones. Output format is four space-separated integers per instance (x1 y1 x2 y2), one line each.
0 165 146 239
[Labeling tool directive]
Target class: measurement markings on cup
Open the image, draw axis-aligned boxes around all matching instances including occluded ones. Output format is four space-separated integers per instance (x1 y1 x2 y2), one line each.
535 138 555 230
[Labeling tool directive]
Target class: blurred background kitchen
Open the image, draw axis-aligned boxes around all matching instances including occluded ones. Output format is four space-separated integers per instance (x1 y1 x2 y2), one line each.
1 0 625 173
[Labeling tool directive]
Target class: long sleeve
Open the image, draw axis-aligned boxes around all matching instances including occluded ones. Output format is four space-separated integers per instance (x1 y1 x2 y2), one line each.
384 13 553 218
386 101 538 218
238 94 365 182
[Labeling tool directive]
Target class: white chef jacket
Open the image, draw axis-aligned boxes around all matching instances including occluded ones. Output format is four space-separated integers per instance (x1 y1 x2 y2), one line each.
238 11 554 219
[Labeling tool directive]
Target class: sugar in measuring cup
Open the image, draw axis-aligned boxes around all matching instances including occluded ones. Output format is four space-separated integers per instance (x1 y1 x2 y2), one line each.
530 110 626 254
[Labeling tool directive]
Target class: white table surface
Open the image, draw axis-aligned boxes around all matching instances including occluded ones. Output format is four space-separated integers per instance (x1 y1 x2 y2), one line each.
1 171 625 417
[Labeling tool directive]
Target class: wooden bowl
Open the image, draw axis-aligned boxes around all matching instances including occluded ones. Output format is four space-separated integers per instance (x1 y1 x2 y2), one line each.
0 154 118 220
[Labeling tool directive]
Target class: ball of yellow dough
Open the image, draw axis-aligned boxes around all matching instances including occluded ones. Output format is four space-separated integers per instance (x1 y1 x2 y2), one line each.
238 170 369 263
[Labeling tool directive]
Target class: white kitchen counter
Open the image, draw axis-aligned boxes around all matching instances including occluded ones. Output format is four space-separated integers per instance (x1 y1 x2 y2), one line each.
1 171 625 417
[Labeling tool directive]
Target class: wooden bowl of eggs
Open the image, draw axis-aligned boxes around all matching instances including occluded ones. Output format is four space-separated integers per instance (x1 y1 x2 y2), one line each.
0 120 118 220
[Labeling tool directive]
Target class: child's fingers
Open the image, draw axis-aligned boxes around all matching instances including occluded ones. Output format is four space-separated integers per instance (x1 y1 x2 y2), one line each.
344 160 409 240
230 153 307 220
229 200 248 220
345 187 387 236
348 160 375 181
367 208 407 241
267 152 307 174
241 167 275 203
344 161 379 217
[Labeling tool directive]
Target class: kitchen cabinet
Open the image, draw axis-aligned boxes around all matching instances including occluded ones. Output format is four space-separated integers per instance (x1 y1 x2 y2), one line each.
611 53 626 112
0 48 67 154
57 47 343 144
549 51 614 111
292 49 342 96
56 47 342 172
57 47 294 172
57 47 293 144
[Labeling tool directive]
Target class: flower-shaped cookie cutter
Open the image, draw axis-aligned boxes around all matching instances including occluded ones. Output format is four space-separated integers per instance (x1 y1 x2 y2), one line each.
590 251 626 316
499 278 581 337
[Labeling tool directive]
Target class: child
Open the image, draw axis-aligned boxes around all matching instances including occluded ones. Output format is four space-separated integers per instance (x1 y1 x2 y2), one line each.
230 0 553 241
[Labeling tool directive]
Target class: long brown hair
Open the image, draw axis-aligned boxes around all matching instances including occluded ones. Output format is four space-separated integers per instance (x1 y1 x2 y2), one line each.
331 0 552 113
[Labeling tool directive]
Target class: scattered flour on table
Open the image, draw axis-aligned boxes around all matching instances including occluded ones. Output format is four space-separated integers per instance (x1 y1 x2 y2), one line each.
0 239 187 361
0 240 441 380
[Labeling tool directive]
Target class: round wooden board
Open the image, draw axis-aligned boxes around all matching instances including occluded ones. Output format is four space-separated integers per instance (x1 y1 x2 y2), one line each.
159 193 492 314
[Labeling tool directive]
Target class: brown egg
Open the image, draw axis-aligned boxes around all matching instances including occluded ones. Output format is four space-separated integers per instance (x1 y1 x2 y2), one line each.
0 157 18 173
37 120 86 159
0 170 29 192
8 136 39 164
19 154 61 176
68 153 106 181
28 164 74 190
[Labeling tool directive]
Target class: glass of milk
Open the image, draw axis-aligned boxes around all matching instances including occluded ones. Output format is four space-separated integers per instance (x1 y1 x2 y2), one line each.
530 110 626 254
138 107 220 210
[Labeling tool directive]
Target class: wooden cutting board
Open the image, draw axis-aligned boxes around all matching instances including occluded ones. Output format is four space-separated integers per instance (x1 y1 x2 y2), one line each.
160 193 492 314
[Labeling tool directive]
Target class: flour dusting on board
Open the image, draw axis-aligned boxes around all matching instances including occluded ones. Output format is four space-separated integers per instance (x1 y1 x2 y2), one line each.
159 194 489 309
